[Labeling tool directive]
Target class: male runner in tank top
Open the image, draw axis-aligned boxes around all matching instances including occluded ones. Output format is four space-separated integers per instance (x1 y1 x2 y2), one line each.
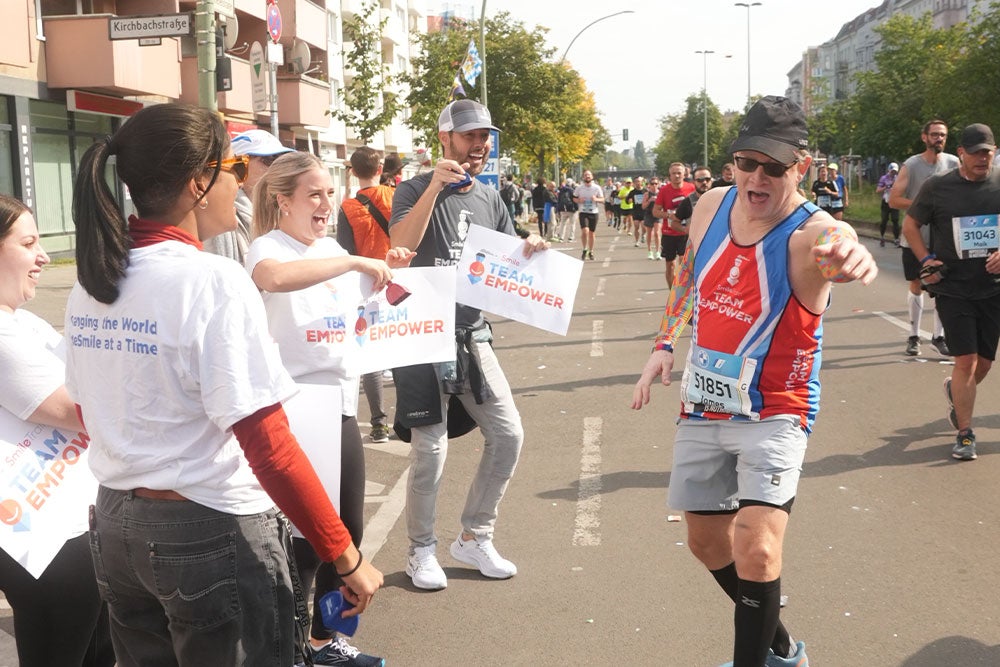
631 96 878 667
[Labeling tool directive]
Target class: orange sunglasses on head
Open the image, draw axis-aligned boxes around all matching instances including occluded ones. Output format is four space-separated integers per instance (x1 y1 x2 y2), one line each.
206 154 250 185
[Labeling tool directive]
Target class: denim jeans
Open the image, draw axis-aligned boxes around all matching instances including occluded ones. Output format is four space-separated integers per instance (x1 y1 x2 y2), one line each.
90 487 297 667
406 341 524 548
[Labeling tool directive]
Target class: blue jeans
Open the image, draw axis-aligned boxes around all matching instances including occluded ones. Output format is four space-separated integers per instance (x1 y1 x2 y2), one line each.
90 487 297 667
406 341 524 548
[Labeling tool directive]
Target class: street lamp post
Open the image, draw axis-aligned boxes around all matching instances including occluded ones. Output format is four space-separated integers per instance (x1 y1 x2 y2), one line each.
695 49 714 167
480 0 488 107
734 2 761 107
556 10 635 182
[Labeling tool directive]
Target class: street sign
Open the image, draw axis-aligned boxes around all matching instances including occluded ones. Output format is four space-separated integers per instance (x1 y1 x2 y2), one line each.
214 0 235 18
108 13 193 40
249 41 267 113
476 130 501 190
266 3 282 43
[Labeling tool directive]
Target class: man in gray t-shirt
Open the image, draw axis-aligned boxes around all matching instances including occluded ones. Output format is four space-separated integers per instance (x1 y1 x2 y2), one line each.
389 99 547 592
888 119 959 357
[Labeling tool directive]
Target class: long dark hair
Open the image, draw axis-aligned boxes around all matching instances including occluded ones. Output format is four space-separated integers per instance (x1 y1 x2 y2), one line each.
0 194 31 242
72 103 229 303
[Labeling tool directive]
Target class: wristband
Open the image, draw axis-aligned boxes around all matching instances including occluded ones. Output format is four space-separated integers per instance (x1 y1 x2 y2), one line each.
336 551 363 578
653 341 674 353
920 253 936 265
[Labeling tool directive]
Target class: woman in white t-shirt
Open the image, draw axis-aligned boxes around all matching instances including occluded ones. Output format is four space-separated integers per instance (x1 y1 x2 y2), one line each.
246 152 412 666
0 195 115 666
65 104 382 667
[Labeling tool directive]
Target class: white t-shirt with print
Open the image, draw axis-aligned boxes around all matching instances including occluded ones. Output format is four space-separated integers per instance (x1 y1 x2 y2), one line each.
245 231 361 416
64 241 296 515
0 309 65 421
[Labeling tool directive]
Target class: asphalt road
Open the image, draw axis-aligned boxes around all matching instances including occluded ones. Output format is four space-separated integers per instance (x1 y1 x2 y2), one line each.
8 226 1000 666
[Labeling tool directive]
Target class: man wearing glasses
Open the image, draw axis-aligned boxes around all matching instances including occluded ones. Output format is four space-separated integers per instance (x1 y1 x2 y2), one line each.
204 129 293 263
631 96 877 667
889 120 958 358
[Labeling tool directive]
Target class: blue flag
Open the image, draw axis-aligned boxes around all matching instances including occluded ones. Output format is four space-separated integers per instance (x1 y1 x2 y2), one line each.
461 39 482 87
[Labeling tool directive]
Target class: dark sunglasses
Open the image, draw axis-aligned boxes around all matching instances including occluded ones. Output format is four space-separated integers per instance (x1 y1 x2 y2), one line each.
733 155 797 178
207 155 250 185
695 177 713 183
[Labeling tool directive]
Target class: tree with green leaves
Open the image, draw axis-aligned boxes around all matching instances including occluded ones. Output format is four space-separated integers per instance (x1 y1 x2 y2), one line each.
401 12 607 180
329 1 401 144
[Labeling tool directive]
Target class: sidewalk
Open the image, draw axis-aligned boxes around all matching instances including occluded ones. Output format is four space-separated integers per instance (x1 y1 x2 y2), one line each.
24 262 77 331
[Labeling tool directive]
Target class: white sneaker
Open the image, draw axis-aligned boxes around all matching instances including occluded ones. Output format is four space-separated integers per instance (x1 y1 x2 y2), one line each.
406 545 447 590
449 536 517 579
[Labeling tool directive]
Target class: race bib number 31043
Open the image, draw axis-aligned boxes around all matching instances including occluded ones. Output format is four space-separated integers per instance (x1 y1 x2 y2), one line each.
952 214 999 259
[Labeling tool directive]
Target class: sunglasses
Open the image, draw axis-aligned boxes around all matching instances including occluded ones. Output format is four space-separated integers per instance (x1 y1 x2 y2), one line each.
206 155 250 185
695 177 713 183
733 155 797 178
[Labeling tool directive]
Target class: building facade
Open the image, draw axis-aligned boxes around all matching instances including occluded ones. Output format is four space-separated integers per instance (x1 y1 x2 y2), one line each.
0 0 427 255
786 0 985 114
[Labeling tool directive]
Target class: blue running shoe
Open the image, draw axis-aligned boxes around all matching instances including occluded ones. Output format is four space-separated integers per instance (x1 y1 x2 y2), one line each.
718 641 809 667
310 637 385 667
952 430 977 461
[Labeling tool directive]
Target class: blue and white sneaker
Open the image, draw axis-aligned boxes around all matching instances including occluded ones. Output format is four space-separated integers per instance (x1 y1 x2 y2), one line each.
310 637 385 667
719 640 809 667
952 430 977 461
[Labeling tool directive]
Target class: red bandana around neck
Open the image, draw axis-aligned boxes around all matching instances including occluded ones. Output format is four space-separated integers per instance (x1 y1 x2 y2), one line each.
127 215 203 251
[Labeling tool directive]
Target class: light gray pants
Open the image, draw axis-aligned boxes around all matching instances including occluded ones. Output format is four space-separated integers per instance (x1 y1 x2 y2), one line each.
406 342 524 549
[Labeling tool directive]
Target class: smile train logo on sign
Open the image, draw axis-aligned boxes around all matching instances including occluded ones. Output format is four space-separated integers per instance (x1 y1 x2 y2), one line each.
468 251 488 284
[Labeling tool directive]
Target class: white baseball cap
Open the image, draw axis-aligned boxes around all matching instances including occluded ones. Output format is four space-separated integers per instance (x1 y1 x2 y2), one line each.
888 162 899 171
230 130 295 157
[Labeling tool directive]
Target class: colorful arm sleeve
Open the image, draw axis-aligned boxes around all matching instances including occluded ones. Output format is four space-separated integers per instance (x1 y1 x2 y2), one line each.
653 243 695 351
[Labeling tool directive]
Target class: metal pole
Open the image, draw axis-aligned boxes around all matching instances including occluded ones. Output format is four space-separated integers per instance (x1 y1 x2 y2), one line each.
195 0 217 111
480 0 488 108
556 10 635 184
696 50 713 167
269 61 279 136
735 2 761 107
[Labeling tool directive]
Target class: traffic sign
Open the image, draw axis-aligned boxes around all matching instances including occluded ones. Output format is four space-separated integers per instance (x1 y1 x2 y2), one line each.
108 13 193 40
249 41 267 113
267 3 282 43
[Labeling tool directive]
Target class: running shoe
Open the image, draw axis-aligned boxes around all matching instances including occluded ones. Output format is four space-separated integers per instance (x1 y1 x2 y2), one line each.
369 424 390 443
581 249 587 260
718 641 809 667
406 545 447 590
588 251 594 261
943 377 958 430
905 335 920 356
310 637 385 667
879 238 885 247
449 535 517 578
952 429 977 461
931 335 951 356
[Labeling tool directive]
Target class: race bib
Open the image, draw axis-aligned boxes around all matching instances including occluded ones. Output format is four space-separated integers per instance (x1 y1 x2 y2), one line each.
581 199 598 214
681 344 757 417
952 214 999 259
633 192 645 205
816 195 831 208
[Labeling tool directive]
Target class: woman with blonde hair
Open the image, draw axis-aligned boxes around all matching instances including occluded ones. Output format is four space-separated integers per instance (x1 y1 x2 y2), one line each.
247 151 412 667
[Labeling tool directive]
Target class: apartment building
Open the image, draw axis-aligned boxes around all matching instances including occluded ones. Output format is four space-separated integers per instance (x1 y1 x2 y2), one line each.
0 0 427 254
786 0 984 114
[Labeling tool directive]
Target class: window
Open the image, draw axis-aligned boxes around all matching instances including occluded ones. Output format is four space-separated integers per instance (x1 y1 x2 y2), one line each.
327 11 340 45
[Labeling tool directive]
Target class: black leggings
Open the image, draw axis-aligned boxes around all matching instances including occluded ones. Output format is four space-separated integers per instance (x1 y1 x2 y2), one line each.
293 414 366 640
880 199 900 239
0 532 115 666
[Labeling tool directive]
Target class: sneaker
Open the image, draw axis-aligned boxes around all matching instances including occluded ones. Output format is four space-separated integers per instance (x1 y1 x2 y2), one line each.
894 238 901 247
905 335 920 356
634 240 641 247
943 377 958 430
952 429 977 461
588 251 594 261
369 424 390 443
719 641 809 667
879 238 885 247
406 545 447 590
931 335 952 356
311 637 385 667
449 535 517 579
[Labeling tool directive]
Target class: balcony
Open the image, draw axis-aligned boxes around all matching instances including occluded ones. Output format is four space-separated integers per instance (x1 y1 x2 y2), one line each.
0 0 31 68
380 8 406 47
43 15 181 98
341 0 368 19
276 74 332 127
286 0 327 49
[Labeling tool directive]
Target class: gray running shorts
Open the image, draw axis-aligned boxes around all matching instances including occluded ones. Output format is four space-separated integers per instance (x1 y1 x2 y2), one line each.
667 415 808 512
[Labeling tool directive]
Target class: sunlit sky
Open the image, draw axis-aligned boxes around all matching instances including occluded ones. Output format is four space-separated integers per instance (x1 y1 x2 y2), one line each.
439 0 886 148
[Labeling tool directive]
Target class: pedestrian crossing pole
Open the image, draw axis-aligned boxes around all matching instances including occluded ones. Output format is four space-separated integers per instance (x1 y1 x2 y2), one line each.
196 0 218 112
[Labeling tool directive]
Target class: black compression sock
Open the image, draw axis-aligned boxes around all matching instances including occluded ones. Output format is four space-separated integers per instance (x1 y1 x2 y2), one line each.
711 564 792 658
734 577 782 667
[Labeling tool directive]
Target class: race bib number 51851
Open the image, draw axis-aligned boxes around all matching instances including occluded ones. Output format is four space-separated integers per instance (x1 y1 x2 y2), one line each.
681 344 757 417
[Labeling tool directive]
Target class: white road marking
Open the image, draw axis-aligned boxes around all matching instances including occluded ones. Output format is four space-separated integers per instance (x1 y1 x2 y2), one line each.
596 277 606 296
573 417 603 546
360 466 410 560
590 320 604 357
873 310 930 339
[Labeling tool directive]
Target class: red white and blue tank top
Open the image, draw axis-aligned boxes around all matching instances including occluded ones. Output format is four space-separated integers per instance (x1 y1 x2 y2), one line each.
680 188 823 432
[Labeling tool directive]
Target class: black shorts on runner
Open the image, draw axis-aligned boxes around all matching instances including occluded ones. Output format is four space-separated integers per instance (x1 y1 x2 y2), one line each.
901 247 922 281
578 212 598 231
631 210 645 222
935 292 1000 359
661 234 688 261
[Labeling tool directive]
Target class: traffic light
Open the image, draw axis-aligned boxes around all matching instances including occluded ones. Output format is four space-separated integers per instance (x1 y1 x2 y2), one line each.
623 128 629 142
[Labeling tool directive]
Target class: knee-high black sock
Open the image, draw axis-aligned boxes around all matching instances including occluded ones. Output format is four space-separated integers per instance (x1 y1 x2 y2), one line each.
711 564 792 659
733 577 782 667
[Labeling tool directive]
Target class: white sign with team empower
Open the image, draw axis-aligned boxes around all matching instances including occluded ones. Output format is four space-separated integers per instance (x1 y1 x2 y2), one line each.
0 410 99 578
350 266 457 374
455 225 583 336
282 383 341 539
